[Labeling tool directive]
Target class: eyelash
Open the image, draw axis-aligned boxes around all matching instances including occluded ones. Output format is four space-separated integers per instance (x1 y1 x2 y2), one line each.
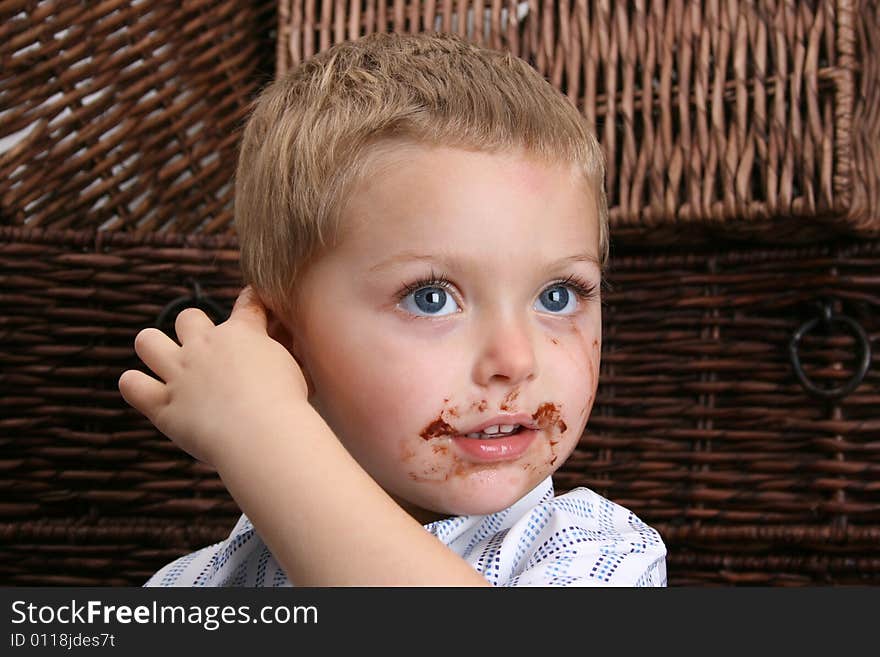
394 269 600 309
394 269 452 303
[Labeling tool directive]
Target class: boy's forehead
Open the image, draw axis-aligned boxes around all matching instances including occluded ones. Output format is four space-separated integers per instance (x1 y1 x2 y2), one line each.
337 142 597 256
353 145 588 215
504 152 583 194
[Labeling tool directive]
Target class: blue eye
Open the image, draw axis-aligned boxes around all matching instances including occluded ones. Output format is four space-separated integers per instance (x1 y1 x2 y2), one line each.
397 275 460 317
536 275 599 315
537 285 573 314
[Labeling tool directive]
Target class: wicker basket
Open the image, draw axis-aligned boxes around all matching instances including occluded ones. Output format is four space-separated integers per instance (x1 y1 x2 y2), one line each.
0 227 244 586
0 0 275 235
0 0 274 585
2 1 878 586
1 226 878 586
558 239 880 585
277 0 880 244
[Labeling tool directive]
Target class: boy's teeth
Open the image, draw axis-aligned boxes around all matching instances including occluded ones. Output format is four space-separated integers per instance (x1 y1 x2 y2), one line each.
465 424 521 439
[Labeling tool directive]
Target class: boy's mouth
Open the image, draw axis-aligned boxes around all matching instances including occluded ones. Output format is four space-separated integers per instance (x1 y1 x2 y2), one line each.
451 427 538 462
450 414 541 461
463 424 526 439
419 409 555 462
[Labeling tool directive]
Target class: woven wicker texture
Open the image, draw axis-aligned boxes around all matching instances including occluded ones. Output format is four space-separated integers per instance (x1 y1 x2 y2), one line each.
0 0 275 234
2 1 878 586
277 0 880 243
557 242 880 585
1 226 877 585
0 227 241 586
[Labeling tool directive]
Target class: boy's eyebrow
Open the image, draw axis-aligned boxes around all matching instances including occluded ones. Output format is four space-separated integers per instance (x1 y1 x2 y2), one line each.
369 252 601 272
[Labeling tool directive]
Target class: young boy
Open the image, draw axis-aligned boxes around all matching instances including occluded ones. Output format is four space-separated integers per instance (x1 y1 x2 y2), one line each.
118 32 666 586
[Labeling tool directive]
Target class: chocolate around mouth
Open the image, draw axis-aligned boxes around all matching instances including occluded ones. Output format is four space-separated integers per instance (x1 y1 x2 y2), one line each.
420 417 456 441
533 402 567 434
419 418 526 440
419 402 567 440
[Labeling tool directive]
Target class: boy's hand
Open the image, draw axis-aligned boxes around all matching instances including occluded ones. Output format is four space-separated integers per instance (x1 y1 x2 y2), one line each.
118 286 310 469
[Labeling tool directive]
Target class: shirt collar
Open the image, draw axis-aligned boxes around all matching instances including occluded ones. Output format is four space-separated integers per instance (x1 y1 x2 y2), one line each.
422 476 555 549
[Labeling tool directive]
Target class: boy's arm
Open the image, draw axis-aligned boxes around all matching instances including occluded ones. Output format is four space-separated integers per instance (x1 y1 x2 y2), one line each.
216 404 490 586
118 286 490 587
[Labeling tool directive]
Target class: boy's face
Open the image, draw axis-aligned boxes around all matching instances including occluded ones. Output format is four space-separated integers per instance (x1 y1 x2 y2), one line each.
278 144 602 523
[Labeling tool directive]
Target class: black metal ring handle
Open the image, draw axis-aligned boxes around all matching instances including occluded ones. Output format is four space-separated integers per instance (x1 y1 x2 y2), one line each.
788 302 872 400
155 278 230 335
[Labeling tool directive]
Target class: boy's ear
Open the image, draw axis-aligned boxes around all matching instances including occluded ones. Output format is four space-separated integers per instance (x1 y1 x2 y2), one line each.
265 310 291 349
266 310 315 400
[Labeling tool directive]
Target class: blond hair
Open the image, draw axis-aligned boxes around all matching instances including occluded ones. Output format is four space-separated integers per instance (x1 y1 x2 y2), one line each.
235 32 608 319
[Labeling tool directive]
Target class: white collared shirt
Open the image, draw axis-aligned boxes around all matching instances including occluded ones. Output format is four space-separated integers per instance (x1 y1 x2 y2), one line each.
145 477 666 587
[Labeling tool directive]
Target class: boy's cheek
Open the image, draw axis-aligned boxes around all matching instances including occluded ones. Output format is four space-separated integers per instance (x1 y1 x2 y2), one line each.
316 354 439 434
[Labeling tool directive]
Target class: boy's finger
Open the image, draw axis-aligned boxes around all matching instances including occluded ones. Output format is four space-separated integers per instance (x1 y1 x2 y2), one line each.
230 285 267 329
118 369 169 421
134 327 180 383
175 307 215 344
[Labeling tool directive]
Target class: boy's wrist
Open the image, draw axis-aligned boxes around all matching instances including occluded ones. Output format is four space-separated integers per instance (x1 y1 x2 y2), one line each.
211 400 325 475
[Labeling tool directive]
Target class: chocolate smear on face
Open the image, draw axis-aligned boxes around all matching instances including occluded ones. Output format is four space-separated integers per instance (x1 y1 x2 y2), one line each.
532 402 567 434
500 388 520 411
529 402 569 469
420 416 457 440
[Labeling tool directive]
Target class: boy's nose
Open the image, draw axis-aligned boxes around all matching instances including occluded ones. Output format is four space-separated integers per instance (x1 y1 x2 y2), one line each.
471 313 538 387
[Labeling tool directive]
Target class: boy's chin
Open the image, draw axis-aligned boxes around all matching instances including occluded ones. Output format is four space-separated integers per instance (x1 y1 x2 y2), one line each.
415 479 546 518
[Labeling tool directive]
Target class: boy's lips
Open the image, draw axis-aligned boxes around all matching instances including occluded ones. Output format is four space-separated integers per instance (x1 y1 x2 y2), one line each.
450 412 541 463
451 428 538 462
419 408 557 461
